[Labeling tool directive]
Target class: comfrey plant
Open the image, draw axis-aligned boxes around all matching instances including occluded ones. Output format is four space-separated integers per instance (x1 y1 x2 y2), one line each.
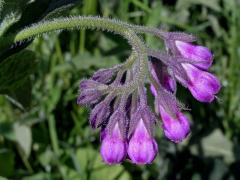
75 18 221 165
2 16 220 165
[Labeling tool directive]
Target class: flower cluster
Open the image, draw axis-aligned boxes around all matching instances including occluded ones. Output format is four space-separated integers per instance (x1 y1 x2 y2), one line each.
77 31 220 165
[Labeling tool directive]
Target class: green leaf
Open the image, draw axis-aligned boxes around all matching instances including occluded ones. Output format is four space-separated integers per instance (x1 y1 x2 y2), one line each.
7 77 32 109
22 173 52 180
76 147 130 180
176 0 221 12
0 0 77 49
0 149 15 177
38 149 54 167
0 122 15 141
0 11 21 36
0 0 30 35
0 176 8 180
0 0 3 12
190 129 234 163
82 0 97 15
14 123 32 158
0 121 32 158
43 1 77 20
46 88 61 113
208 15 222 38
0 50 36 94
0 0 30 19
209 159 228 180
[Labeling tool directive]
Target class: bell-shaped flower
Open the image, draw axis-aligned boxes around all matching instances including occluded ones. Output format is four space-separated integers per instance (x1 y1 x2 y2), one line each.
127 119 158 164
182 64 221 103
100 123 127 165
175 41 213 70
159 106 190 143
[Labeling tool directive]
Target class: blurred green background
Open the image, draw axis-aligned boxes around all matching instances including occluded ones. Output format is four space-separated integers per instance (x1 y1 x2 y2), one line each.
0 0 240 179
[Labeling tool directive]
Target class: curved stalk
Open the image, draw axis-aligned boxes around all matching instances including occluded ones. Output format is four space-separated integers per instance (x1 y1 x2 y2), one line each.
6 16 148 95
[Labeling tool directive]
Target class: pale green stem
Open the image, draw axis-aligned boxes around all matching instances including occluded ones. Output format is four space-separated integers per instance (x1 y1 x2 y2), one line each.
9 16 148 95
123 23 164 38
121 52 137 70
16 144 33 174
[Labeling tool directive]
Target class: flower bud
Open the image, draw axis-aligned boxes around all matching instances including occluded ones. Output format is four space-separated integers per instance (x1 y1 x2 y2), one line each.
79 79 100 89
100 123 127 165
89 101 110 128
92 68 116 83
150 59 176 93
160 32 197 42
77 89 101 105
128 119 158 164
182 64 221 102
175 41 213 70
159 106 190 143
150 74 176 95
77 80 106 105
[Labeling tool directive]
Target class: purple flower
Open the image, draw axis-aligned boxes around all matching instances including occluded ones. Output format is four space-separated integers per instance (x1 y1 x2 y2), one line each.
128 119 158 164
100 123 127 165
77 89 101 105
160 32 197 42
92 68 116 83
79 79 100 89
150 72 176 95
89 101 111 128
76 29 221 165
77 80 107 105
159 106 190 143
175 41 213 70
150 60 176 93
182 64 221 103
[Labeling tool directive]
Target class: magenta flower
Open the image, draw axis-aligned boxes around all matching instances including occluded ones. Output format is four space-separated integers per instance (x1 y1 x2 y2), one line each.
182 64 221 103
100 123 127 165
127 119 158 164
175 40 213 70
159 106 190 143
77 29 221 165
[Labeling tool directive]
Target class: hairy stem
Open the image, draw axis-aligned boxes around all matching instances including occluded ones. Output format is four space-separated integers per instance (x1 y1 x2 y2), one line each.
122 23 165 38
7 16 148 95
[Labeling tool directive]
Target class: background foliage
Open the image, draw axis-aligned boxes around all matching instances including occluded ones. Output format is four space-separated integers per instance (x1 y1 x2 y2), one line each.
0 0 240 179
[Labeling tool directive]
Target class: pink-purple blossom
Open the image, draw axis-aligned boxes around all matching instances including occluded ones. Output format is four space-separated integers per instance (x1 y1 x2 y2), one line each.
127 119 158 164
175 41 213 70
77 30 220 165
100 123 127 165
182 63 221 102
159 106 190 143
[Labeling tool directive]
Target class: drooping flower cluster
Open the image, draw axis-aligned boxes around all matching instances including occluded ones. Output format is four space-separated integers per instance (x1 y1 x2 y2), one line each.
77 31 220 165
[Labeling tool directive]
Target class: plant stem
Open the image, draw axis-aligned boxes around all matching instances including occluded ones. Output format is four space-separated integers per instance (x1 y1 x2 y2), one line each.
16 144 33 174
123 23 164 37
48 114 60 155
11 16 148 95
